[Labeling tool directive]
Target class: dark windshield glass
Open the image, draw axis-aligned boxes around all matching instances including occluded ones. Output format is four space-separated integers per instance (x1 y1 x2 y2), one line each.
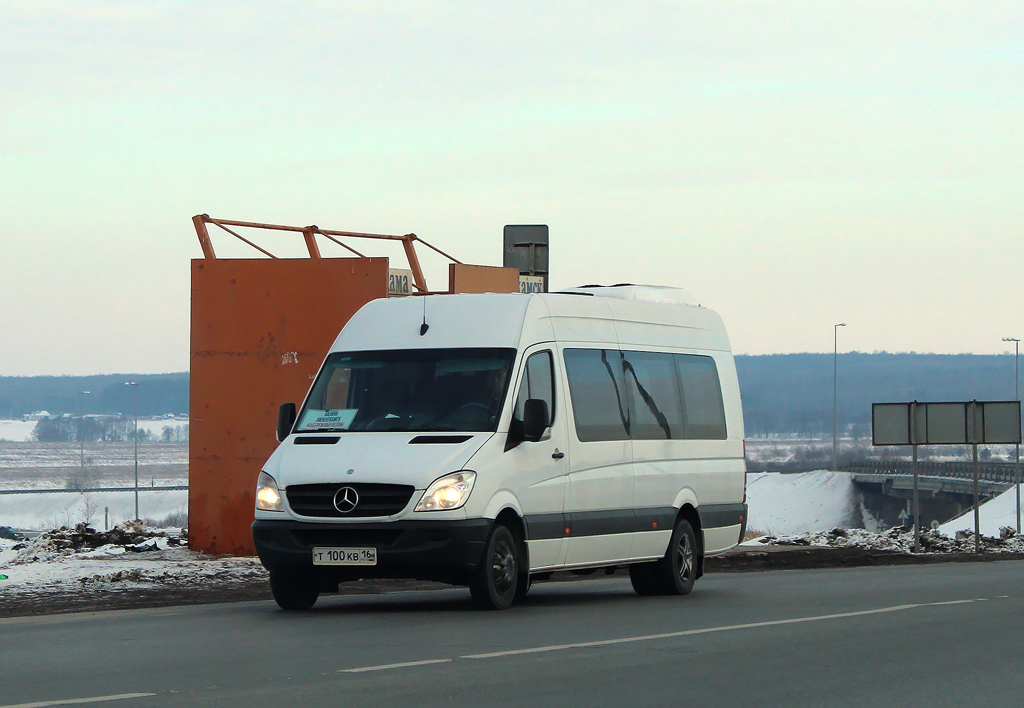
296 348 517 433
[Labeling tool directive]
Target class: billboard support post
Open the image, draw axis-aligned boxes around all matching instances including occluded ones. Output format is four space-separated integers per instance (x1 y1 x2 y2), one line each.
911 401 919 553
973 442 981 553
872 399 1021 554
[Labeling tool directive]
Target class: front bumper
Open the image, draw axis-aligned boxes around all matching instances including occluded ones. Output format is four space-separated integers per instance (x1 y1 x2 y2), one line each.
252 518 491 590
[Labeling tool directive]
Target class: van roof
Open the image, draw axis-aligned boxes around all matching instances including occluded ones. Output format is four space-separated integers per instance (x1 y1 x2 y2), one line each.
559 284 700 306
330 287 728 354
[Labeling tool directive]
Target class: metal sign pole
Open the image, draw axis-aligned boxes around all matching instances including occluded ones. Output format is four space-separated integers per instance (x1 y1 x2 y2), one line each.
973 441 980 553
911 401 920 553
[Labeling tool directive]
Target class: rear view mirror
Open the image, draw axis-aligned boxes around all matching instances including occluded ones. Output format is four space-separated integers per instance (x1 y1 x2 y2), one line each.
522 399 550 442
277 402 296 442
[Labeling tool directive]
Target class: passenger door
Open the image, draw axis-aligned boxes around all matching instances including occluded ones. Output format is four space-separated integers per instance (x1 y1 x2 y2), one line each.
561 347 635 566
506 347 568 571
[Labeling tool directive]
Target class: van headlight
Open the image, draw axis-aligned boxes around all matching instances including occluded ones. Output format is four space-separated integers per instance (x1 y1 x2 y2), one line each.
415 471 476 512
256 471 284 511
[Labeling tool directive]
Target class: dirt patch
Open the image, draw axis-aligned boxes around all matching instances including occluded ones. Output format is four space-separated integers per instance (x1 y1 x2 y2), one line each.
706 544 1024 572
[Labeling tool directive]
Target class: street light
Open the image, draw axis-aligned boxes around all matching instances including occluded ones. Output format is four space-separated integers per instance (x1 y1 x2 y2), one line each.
1003 337 1020 533
126 382 139 521
833 323 846 472
79 391 91 476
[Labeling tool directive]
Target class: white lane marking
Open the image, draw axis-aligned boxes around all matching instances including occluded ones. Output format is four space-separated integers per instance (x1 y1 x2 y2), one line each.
461 600 976 660
341 659 452 673
0 693 156 708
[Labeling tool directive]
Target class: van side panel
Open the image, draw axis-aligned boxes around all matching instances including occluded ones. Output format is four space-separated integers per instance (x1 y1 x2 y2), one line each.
548 298 636 566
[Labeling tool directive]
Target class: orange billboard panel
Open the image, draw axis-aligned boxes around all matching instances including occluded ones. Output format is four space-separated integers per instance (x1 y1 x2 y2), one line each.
448 263 520 294
189 257 388 555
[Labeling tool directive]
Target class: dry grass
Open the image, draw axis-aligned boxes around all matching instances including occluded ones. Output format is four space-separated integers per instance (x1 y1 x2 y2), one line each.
743 527 767 541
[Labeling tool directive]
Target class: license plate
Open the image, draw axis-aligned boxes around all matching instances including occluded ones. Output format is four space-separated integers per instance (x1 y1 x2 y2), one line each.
312 547 377 566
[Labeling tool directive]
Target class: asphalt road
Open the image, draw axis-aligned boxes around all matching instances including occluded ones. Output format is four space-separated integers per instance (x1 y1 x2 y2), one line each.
2 562 1022 708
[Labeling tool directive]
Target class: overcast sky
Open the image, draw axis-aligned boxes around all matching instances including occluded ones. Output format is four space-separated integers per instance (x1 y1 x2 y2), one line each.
2 1 1023 375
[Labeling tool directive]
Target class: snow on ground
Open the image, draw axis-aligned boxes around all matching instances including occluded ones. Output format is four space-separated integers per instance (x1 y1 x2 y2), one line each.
744 526 1024 553
746 470 871 535
939 485 1024 537
0 418 187 443
0 441 187 470
1 489 187 531
0 420 37 442
0 522 265 597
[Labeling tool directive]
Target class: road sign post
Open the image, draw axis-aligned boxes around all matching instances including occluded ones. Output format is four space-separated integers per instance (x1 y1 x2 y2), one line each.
912 400 919 553
872 400 1021 553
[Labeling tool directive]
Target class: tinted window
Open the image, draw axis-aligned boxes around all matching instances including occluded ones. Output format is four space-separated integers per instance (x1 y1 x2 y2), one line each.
622 351 684 439
675 354 727 439
563 349 630 441
515 350 555 424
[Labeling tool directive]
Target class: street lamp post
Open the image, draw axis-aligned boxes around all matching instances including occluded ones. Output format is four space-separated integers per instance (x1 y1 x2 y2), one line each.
833 323 846 472
79 391 90 475
1003 337 1020 533
126 382 139 521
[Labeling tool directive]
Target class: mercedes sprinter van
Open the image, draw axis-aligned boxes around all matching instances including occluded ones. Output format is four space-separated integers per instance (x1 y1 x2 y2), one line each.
253 285 747 610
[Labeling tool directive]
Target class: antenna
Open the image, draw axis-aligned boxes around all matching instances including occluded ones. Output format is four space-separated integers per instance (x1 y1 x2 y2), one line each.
420 295 429 336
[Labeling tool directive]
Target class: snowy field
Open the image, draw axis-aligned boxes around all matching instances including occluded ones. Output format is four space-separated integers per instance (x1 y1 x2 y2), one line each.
1 489 187 531
0 436 188 531
0 418 188 442
745 470 876 535
939 485 1024 537
0 420 36 442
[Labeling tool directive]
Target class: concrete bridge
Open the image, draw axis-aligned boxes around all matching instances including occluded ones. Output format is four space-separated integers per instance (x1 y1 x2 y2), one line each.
843 460 1019 528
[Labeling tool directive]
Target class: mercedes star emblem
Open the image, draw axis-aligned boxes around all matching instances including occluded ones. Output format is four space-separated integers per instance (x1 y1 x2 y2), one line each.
333 486 359 514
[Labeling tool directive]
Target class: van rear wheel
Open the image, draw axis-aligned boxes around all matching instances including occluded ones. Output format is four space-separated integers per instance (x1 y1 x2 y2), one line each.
653 518 699 595
270 573 319 611
470 523 519 610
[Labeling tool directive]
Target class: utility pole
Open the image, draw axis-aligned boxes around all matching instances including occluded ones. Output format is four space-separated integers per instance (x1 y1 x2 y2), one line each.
126 381 139 521
833 323 846 472
79 390 90 475
1003 337 1020 533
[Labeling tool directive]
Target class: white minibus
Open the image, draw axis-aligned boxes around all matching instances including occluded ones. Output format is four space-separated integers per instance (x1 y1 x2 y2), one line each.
253 285 747 610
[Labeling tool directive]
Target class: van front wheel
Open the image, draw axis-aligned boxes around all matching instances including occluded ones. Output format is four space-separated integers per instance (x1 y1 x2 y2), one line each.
269 573 319 611
654 518 699 595
470 523 519 610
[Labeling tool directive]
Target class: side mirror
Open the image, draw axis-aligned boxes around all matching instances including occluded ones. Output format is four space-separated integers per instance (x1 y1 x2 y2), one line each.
277 402 296 442
522 399 550 442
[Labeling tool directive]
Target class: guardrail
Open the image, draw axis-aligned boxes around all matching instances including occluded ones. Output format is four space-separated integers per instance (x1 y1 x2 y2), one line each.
843 460 1021 485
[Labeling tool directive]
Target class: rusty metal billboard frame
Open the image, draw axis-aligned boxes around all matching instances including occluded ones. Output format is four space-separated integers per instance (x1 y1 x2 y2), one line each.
192 214 464 294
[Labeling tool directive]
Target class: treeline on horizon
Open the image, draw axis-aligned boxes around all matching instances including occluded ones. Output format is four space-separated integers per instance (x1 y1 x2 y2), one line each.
0 353 1019 435
0 373 188 419
737 352 1019 436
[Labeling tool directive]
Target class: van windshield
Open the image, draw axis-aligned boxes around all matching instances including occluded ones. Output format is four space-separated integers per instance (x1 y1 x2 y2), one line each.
295 348 517 433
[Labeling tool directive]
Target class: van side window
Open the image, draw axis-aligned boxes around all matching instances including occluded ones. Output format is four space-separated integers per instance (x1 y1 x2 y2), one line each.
675 354 727 439
622 351 684 440
515 350 555 424
563 348 630 441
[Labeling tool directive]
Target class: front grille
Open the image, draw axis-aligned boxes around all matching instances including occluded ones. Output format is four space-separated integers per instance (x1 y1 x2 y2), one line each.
286 483 415 518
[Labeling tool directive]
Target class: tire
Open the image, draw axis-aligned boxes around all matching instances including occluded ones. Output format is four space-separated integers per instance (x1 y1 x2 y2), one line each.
652 518 699 595
628 563 660 595
270 573 319 611
469 523 519 610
